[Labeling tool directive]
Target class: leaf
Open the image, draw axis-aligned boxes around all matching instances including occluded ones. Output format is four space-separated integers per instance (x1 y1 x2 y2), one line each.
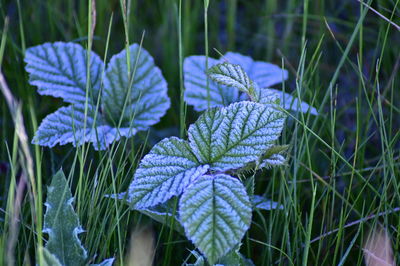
268 88 318 115
26 42 170 150
102 43 170 128
188 101 286 171
252 195 284 211
179 174 252 264
25 42 103 105
128 137 209 209
31 104 137 150
258 144 288 168
43 169 87 266
207 62 254 97
223 52 288 88
184 56 240 111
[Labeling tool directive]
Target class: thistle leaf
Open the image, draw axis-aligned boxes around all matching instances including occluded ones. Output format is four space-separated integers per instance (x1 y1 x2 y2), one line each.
184 56 240 111
25 42 103 105
43 169 87 266
207 62 254 97
128 137 209 209
102 44 170 128
179 174 252 264
188 102 286 171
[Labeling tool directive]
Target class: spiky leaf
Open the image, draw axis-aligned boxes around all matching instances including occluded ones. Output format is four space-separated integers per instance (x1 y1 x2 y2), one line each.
102 44 170 127
128 137 209 209
188 102 286 171
184 56 240 111
180 174 252 264
43 169 87 266
25 42 103 105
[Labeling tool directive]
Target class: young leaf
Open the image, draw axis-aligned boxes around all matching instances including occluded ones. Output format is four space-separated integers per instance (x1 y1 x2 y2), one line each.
179 174 252 264
102 44 170 128
25 42 103 105
223 52 288 88
207 62 254 97
43 169 87 266
128 137 209 209
184 56 240 111
189 102 286 171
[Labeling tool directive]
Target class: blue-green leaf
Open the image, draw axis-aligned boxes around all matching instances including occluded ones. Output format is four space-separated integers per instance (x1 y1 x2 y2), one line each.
26 42 170 150
188 102 286 171
43 169 87 266
128 137 209 209
102 44 170 128
223 52 287 88
179 174 252 264
25 42 103 105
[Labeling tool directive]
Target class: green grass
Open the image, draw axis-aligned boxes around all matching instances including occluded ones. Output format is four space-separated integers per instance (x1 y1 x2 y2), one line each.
1 0 400 265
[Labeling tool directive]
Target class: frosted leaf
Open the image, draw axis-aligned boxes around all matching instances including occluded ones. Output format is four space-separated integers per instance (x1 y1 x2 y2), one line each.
207 62 255 97
25 42 103 105
128 137 209 209
223 52 288 88
252 195 284 211
179 174 252 264
102 44 170 128
32 104 137 150
26 42 170 150
43 170 87 265
187 107 224 164
189 102 286 171
183 56 240 111
259 154 286 168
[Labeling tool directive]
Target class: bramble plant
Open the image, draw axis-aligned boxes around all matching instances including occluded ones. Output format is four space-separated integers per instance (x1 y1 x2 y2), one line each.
24 42 170 150
123 61 293 264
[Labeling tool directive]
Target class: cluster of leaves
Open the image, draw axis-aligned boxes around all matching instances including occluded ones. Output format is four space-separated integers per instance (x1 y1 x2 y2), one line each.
124 61 293 264
184 52 317 115
26 39 318 265
25 42 170 150
42 170 114 266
